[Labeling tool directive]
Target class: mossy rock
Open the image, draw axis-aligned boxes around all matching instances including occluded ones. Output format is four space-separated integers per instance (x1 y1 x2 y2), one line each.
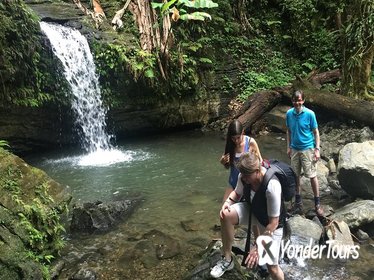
0 147 71 279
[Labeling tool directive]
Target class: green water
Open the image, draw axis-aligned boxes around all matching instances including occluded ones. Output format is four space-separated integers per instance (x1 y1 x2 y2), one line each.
26 130 373 279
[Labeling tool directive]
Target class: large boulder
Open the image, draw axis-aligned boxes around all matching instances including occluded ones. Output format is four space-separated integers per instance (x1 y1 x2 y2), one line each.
70 199 142 233
332 200 374 228
337 141 374 199
0 148 71 279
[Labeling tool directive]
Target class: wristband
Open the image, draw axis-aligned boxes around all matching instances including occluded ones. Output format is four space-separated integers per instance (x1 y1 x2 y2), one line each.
263 230 273 236
315 147 320 151
228 197 236 203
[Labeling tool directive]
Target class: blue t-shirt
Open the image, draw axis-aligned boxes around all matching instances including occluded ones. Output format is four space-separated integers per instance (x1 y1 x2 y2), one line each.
286 106 318 151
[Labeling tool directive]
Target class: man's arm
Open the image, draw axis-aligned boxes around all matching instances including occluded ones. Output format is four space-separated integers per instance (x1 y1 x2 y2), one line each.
313 128 320 160
286 128 292 158
313 128 320 150
263 216 280 235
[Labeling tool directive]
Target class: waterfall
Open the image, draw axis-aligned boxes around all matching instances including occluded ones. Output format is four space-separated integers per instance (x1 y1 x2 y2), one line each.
40 22 129 166
40 21 111 153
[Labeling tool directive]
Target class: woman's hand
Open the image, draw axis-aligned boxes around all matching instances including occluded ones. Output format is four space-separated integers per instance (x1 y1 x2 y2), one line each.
220 153 230 168
245 246 258 269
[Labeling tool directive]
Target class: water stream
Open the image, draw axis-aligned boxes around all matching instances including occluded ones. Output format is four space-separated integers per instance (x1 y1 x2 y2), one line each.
25 131 373 279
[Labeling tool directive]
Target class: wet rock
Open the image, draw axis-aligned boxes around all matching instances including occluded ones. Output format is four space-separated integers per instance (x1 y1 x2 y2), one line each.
332 200 374 228
188 237 211 249
327 158 337 174
0 148 71 279
319 123 374 162
183 240 253 280
134 240 160 268
286 215 323 246
50 260 65 279
358 127 374 142
181 219 200 231
262 105 289 133
328 179 349 200
70 199 142 233
326 220 354 255
69 268 97 280
355 229 369 242
337 141 374 199
143 229 181 260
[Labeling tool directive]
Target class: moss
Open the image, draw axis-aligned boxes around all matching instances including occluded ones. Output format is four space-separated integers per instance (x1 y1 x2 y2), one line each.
0 148 71 279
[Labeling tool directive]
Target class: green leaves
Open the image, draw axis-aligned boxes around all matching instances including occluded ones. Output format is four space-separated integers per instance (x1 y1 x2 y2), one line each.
180 11 212 21
0 140 9 148
151 0 218 21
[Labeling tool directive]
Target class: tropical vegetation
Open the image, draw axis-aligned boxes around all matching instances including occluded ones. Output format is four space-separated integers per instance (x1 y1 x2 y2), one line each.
0 0 373 104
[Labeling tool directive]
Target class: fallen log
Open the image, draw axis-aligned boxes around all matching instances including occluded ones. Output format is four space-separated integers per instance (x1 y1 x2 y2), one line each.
232 69 373 133
236 90 282 133
280 89 374 128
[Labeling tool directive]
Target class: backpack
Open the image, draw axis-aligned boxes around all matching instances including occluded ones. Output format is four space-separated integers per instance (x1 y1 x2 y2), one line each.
262 159 296 201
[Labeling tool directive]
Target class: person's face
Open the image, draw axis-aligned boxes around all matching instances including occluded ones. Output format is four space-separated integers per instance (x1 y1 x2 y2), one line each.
241 170 260 187
231 134 243 146
292 95 304 112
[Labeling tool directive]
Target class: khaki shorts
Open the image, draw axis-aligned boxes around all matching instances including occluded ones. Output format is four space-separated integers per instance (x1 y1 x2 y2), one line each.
291 148 317 178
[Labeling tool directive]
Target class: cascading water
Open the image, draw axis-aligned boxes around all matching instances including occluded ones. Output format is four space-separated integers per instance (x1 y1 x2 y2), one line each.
40 22 130 166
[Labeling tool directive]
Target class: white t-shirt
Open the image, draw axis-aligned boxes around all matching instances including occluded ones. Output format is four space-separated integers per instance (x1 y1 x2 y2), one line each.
235 167 282 217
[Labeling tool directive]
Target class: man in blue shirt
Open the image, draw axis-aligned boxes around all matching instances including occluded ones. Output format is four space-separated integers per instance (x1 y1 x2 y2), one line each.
286 90 323 216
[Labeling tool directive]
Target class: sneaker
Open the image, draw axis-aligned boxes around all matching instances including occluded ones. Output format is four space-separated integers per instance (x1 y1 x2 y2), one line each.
315 204 324 217
288 202 304 215
210 256 234 278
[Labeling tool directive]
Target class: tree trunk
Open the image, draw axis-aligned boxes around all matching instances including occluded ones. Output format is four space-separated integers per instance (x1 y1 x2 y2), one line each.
231 0 251 31
111 0 131 30
127 0 171 79
280 89 374 128
236 90 282 133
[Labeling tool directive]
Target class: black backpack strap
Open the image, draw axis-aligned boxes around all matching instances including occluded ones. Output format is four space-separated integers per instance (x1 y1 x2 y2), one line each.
241 201 252 266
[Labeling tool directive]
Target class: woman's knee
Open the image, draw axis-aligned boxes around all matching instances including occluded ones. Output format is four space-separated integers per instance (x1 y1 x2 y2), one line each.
220 208 239 224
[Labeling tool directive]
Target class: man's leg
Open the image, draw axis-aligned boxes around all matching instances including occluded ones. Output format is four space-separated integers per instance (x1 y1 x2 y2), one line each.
267 265 284 280
303 149 323 216
310 176 319 197
265 227 284 280
220 207 238 260
211 204 243 278
290 151 303 213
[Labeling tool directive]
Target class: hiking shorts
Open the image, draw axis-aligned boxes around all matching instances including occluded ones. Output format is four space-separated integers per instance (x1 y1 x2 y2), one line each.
231 202 283 264
291 148 317 178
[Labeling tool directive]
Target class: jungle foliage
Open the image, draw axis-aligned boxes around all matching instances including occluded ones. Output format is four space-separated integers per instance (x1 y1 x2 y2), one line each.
92 0 348 104
0 0 373 107
0 0 68 107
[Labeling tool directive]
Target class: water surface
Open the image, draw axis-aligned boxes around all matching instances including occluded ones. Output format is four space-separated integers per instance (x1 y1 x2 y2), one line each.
26 130 372 279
